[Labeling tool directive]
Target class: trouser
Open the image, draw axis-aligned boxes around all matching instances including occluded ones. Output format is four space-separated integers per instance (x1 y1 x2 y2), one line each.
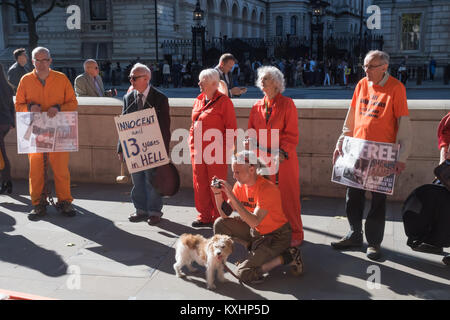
323 73 331 86
0 124 11 181
191 160 228 223
270 155 304 244
214 217 291 283
163 74 170 87
345 187 387 246
130 168 163 216
29 152 73 206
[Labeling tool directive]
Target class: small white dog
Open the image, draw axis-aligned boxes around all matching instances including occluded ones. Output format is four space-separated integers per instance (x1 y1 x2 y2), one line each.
173 233 234 290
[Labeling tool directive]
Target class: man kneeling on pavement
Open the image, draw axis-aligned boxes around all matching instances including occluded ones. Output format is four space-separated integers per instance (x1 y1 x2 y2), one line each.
211 150 303 284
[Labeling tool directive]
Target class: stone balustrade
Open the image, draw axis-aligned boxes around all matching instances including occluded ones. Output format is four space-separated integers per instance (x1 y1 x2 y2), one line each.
5 97 450 201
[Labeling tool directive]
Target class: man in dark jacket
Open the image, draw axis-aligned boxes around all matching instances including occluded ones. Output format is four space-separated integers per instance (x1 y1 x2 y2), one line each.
214 53 247 97
117 63 170 226
7 48 31 91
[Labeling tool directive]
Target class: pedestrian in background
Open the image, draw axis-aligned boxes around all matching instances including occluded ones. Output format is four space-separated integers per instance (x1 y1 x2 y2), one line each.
7 48 31 91
163 60 171 88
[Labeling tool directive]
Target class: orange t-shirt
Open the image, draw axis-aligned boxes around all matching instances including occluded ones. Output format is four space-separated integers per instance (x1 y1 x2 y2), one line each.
232 175 288 235
351 76 409 143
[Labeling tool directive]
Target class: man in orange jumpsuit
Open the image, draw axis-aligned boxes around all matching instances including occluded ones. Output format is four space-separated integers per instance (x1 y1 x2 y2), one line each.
15 47 78 221
248 66 304 247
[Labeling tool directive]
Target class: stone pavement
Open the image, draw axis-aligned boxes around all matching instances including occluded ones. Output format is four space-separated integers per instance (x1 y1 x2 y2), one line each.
0 180 448 300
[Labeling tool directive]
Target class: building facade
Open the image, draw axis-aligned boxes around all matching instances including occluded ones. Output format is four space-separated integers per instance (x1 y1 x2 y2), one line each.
0 0 384 71
374 0 450 78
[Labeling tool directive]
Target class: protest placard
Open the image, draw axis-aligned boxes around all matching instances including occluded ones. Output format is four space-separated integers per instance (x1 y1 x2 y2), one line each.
16 112 78 154
115 108 169 174
331 136 399 195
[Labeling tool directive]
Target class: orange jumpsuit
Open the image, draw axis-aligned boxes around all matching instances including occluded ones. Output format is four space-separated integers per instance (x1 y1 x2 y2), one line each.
248 93 304 244
189 91 237 223
15 69 78 206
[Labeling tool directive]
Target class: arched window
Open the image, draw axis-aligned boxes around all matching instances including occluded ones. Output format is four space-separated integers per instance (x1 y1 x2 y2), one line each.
220 0 227 37
232 3 239 37
276 16 283 36
290 16 297 35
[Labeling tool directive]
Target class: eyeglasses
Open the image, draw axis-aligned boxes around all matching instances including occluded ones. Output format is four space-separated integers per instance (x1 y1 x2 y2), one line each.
34 58 50 63
363 63 385 70
128 75 146 81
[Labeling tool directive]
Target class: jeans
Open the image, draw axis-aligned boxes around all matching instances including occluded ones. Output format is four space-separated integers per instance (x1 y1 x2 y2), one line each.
131 169 163 217
345 187 387 246
323 73 331 86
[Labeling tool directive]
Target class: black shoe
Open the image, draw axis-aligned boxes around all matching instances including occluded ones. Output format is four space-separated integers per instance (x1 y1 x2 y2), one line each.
191 220 213 228
331 237 363 250
443 255 450 266
57 201 76 217
411 243 443 255
128 212 148 222
366 245 382 260
0 180 12 194
288 247 304 276
28 204 47 221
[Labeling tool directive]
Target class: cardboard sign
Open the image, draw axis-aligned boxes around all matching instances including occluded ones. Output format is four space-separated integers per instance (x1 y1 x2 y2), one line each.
115 108 169 174
16 112 78 154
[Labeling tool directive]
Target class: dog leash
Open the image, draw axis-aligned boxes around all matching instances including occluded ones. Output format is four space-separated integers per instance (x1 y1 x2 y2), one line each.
222 262 245 285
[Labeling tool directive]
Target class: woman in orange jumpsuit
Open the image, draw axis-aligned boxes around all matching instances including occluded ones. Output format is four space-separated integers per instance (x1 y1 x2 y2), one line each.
189 69 237 227
248 66 304 246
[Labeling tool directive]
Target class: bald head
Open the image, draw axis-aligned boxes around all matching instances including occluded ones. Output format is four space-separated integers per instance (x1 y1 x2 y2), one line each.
84 59 99 77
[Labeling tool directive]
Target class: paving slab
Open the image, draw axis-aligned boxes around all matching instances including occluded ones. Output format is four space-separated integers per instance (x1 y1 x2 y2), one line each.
0 180 448 300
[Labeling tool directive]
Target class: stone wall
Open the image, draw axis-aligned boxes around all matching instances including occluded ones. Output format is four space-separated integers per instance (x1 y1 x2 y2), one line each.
5 97 449 201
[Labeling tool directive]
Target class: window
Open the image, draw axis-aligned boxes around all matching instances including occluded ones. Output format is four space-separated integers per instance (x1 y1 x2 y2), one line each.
290 16 297 35
82 42 110 60
90 0 107 21
400 13 421 51
15 0 27 23
276 16 283 36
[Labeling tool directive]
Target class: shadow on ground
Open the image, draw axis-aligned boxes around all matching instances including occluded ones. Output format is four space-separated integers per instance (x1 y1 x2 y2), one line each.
0 211 68 277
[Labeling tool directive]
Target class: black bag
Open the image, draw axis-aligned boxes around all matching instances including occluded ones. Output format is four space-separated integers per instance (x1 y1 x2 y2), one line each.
150 162 180 198
434 160 450 191
402 183 450 248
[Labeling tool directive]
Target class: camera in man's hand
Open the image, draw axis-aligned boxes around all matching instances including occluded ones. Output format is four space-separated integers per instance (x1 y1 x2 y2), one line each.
211 177 223 189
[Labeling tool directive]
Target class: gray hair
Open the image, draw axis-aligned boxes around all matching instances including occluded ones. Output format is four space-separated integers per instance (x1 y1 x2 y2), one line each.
32 47 51 60
83 59 98 70
365 50 390 65
130 63 151 76
231 150 268 178
256 66 285 93
199 68 220 83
